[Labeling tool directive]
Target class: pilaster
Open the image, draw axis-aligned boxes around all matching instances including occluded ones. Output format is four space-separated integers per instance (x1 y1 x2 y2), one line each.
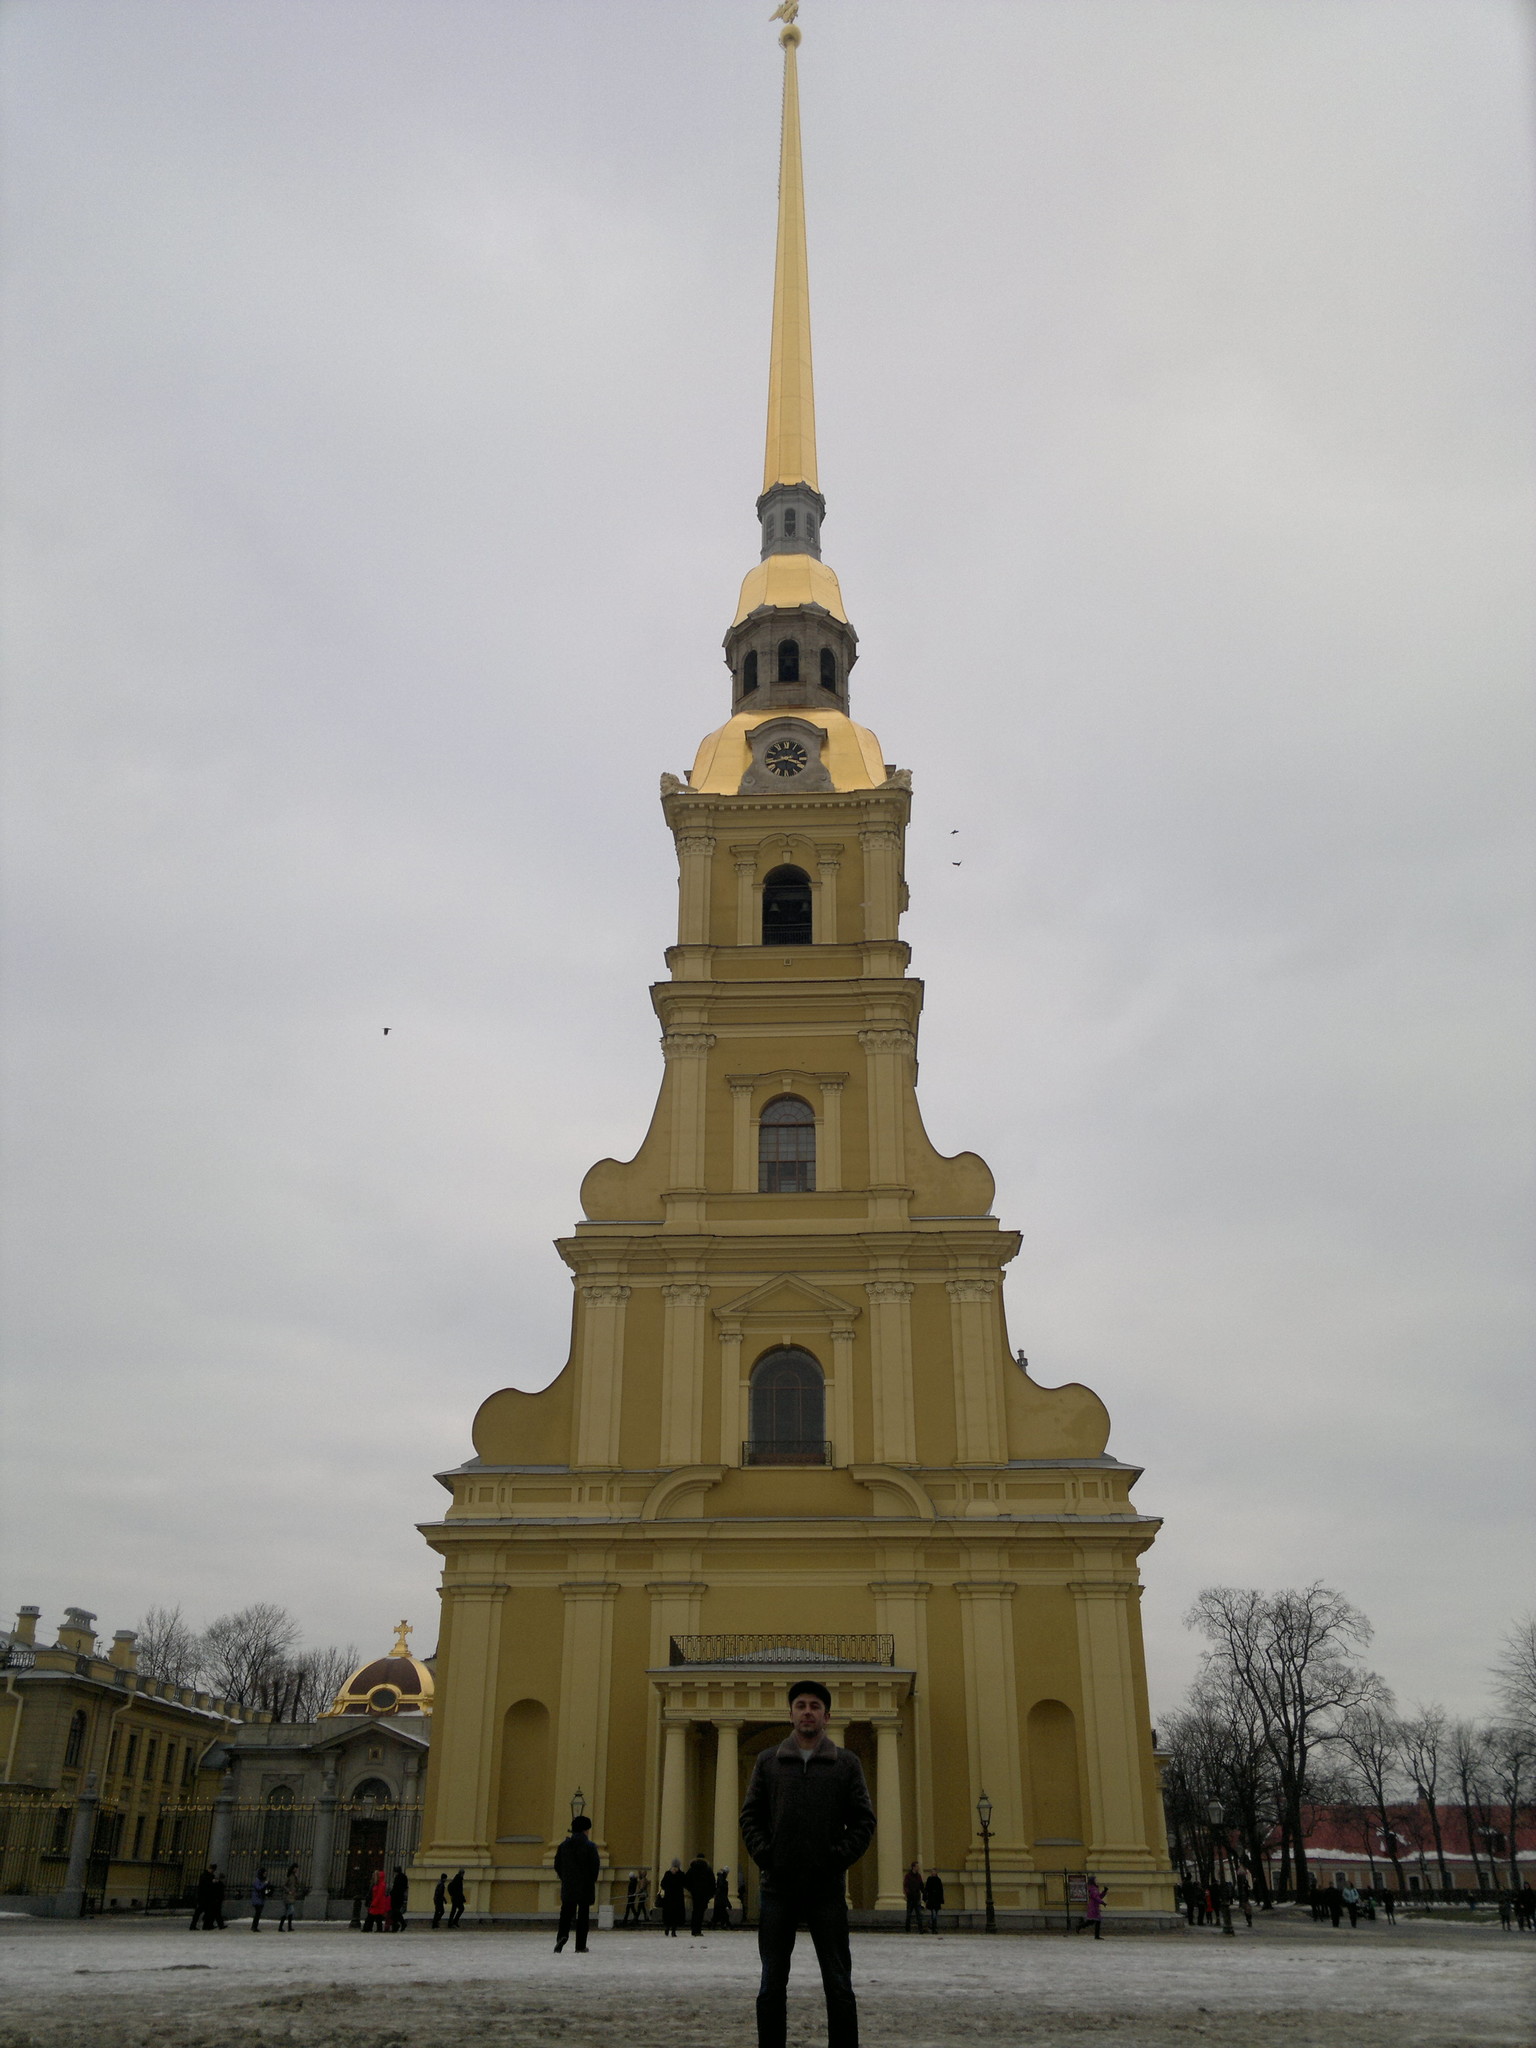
421 1578 509 1872
552 1579 620 1854
865 1278 916 1464
660 1282 710 1467
1071 1578 1159 1867
947 1276 1002 1463
956 1577 1028 1866
575 1284 630 1468
675 833 716 946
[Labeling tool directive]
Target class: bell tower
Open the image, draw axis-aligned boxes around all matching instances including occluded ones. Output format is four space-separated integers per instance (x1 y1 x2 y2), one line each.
416 9 1177 1929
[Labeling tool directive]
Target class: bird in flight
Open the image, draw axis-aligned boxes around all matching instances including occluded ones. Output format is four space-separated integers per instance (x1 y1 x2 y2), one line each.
383 1027 391 1035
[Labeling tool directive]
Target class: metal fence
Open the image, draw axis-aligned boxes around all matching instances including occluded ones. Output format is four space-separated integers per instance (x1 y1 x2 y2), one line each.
0 1795 421 1914
669 1633 895 1667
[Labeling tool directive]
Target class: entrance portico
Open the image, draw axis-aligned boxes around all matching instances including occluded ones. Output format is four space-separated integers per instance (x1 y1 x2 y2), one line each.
650 1638 914 1917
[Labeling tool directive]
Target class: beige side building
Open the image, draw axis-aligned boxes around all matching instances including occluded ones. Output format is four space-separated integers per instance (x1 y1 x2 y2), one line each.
416 16 1176 1926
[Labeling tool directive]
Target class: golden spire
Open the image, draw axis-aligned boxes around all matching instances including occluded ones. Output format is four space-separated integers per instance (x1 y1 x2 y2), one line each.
763 8 817 493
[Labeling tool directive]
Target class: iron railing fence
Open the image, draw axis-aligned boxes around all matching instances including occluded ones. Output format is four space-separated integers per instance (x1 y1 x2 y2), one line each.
742 1440 831 1467
670 1634 895 1668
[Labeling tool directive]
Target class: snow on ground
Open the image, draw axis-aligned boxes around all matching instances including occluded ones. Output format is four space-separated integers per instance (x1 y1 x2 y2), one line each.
0 1914 1531 2047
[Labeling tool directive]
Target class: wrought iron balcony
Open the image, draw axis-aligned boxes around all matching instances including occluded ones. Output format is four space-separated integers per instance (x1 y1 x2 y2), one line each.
669 1634 895 1668
742 1439 832 1467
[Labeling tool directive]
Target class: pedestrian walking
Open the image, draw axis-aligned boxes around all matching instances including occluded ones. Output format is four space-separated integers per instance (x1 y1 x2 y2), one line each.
740 1676 876 2048
1497 1892 1513 1931
1326 1885 1343 1928
250 1867 271 1931
389 1866 409 1932
1340 1881 1360 1928
902 1861 923 1932
365 1867 391 1932
1516 1881 1535 1930
277 1864 306 1931
1081 1878 1107 1938
1382 1889 1397 1924
637 1871 652 1924
188 1866 214 1931
659 1858 687 1935
922 1869 944 1934
623 1872 640 1924
553 1813 601 1953
712 1868 734 1928
686 1852 716 1937
432 1873 448 1928
446 1869 466 1927
207 1869 227 1930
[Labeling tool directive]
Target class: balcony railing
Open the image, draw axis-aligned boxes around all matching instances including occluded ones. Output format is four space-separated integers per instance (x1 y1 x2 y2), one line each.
742 1439 832 1467
669 1634 896 1668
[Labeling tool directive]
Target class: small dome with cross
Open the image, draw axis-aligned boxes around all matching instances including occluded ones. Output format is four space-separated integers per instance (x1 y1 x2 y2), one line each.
324 1619 435 1717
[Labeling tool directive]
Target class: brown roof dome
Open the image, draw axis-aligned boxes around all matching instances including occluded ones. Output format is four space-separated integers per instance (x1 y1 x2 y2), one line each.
324 1622 434 1717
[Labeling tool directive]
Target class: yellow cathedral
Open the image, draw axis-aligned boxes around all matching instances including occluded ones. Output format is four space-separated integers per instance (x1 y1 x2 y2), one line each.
415 14 1176 1927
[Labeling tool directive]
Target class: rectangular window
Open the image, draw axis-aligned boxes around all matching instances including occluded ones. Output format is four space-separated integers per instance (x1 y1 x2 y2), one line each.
162 1743 176 1784
144 1739 158 1782
131 1816 145 1860
124 1733 139 1778
758 1123 816 1193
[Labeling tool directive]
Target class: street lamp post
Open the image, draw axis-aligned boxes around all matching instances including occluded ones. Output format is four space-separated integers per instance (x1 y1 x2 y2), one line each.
1205 1799 1235 1937
976 1790 997 1934
570 1786 586 1825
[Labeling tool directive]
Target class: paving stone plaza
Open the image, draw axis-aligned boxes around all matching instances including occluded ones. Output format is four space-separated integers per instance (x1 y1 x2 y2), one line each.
1 1912 1531 2048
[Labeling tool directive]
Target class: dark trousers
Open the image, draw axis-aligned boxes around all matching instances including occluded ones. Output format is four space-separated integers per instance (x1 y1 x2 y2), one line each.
690 1891 709 1936
904 1897 922 1931
756 1881 858 2048
555 1897 591 1950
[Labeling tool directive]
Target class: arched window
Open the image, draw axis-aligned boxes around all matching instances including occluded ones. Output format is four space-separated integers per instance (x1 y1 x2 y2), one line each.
63 1710 87 1768
758 1094 815 1193
742 650 758 693
777 639 800 683
819 647 836 691
806 515 817 543
748 1347 826 1463
262 1785 295 1856
352 1777 391 1804
783 508 797 538
762 865 812 946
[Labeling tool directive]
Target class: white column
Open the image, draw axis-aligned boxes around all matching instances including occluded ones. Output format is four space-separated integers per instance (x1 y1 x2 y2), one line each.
575 1283 630 1468
729 1080 755 1191
717 1322 745 1464
815 852 841 942
859 1027 913 1191
866 1278 915 1465
947 1276 1002 1463
859 827 901 940
874 1717 905 1911
712 1722 741 1877
662 1031 715 1197
658 1719 690 1873
817 1078 843 1191
734 857 758 945
829 1321 856 1465
675 833 716 946
660 1283 709 1467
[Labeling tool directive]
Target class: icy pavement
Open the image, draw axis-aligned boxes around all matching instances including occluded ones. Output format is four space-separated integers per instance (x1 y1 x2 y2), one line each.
0 1914 1531 2047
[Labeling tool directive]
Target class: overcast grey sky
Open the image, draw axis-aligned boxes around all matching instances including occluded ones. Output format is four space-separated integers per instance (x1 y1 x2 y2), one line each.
2 0 1532 1720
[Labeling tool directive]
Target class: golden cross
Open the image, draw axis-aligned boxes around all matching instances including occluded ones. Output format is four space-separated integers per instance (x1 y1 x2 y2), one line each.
392 1618 412 1655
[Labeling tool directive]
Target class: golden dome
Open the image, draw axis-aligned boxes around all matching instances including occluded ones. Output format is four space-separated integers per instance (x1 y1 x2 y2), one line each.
689 706 888 795
324 1619 435 1717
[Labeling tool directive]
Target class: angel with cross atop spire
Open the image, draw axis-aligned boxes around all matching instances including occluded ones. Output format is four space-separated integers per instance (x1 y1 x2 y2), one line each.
769 2 799 25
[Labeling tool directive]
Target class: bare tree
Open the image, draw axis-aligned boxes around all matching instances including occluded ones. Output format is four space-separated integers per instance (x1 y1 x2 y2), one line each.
1338 1699 1408 1893
134 1605 206 1687
198 1603 301 1708
1485 1721 1535 1888
1185 1583 1379 1893
1491 1614 1536 1730
1398 1705 1453 1889
1448 1719 1498 1891
258 1644 360 1723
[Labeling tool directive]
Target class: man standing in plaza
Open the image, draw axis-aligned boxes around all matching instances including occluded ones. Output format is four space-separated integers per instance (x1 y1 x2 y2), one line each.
553 1813 601 1953
740 1678 876 2048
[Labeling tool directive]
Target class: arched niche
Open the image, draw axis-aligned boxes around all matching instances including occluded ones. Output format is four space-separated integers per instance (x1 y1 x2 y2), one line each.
498 1697 552 1843
1027 1698 1084 1847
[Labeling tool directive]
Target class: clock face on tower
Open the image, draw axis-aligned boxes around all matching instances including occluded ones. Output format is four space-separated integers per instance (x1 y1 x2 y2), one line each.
765 738 809 777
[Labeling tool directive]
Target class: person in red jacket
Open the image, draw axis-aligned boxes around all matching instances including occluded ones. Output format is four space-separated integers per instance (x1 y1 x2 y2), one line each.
364 1867 391 1932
